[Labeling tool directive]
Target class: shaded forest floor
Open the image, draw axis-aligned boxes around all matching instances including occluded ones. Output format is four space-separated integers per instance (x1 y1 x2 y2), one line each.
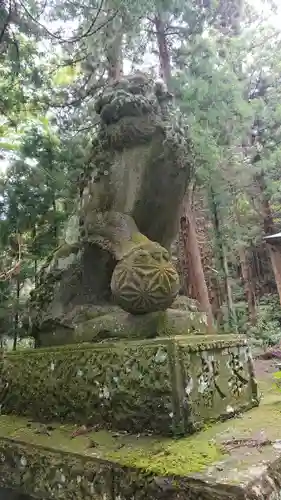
254 358 278 381
254 358 281 396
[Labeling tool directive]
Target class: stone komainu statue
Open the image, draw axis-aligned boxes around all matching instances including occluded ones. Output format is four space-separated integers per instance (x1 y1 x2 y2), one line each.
30 73 200 345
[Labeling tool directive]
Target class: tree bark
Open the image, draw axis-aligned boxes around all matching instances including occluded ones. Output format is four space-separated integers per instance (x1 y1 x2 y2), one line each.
234 201 257 325
238 246 257 325
181 196 214 331
256 172 275 235
266 243 281 304
255 171 281 304
52 198 58 244
153 9 214 330
177 229 190 296
13 274 20 351
210 187 237 331
154 13 172 88
31 226 38 287
105 8 123 83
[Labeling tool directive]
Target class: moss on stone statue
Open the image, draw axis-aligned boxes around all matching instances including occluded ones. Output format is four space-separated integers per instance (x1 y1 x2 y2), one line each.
0 376 280 500
102 114 162 150
65 304 121 324
29 242 81 324
0 414 222 476
29 73 193 331
0 336 258 437
1 338 176 435
30 270 62 315
110 242 180 314
0 371 278 482
72 308 208 344
74 310 162 341
53 243 80 260
0 426 224 500
36 304 208 347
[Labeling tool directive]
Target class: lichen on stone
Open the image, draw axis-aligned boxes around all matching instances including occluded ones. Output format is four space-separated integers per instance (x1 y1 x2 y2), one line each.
0 336 258 437
111 242 180 314
0 371 276 497
28 72 194 343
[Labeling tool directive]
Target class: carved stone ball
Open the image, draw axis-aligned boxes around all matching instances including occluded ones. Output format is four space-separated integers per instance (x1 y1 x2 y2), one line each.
110 242 180 315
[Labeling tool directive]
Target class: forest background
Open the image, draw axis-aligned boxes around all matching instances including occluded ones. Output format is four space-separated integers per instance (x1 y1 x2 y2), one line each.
1 0 281 350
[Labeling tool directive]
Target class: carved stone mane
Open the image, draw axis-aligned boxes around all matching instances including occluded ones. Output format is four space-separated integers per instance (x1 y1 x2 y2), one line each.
29 72 195 344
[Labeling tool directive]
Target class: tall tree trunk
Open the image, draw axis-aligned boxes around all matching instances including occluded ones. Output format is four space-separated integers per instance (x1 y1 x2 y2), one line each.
256 172 275 235
45 142 59 246
222 250 237 331
105 8 123 82
31 225 38 287
13 274 20 351
238 246 257 325
153 10 214 330
181 194 214 331
154 13 172 88
234 203 257 325
255 171 281 303
177 230 189 296
194 193 216 301
52 198 58 244
265 242 281 304
209 187 237 331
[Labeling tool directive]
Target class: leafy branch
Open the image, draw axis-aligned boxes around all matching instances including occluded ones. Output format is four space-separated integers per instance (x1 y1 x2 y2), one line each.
0 234 22 282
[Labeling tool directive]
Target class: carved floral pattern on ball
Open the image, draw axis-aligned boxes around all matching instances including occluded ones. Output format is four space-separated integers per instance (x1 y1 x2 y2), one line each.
110 243 180 314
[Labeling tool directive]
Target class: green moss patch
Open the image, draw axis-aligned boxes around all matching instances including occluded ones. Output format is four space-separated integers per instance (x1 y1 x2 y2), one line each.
1 338 175 436
0 361 279 496
105 430 222 475
0 382 280 478
1 336 257 438
106 384 281 477
0 414 221 476
2 335 256 436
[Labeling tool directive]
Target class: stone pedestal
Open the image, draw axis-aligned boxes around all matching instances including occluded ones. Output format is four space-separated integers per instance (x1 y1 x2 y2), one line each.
0 383 280 500
1 335 257 436
0 335 266 499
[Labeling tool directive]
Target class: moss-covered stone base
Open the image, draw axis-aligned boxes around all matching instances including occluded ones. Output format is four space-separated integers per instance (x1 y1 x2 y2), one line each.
1 335 258 436
72 307 208 344
0 374 281 500
37 304 208 347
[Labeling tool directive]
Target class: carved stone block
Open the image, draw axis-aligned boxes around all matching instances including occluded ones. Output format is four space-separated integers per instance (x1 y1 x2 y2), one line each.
1 335 258 436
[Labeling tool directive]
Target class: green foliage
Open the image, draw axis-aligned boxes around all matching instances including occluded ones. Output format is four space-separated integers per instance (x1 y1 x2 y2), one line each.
0 0 280 343
237 295 281 345
0 118 86 342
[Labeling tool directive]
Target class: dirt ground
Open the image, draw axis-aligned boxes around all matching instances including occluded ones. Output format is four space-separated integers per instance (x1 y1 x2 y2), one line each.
254 358 278 379
254 357 281 388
